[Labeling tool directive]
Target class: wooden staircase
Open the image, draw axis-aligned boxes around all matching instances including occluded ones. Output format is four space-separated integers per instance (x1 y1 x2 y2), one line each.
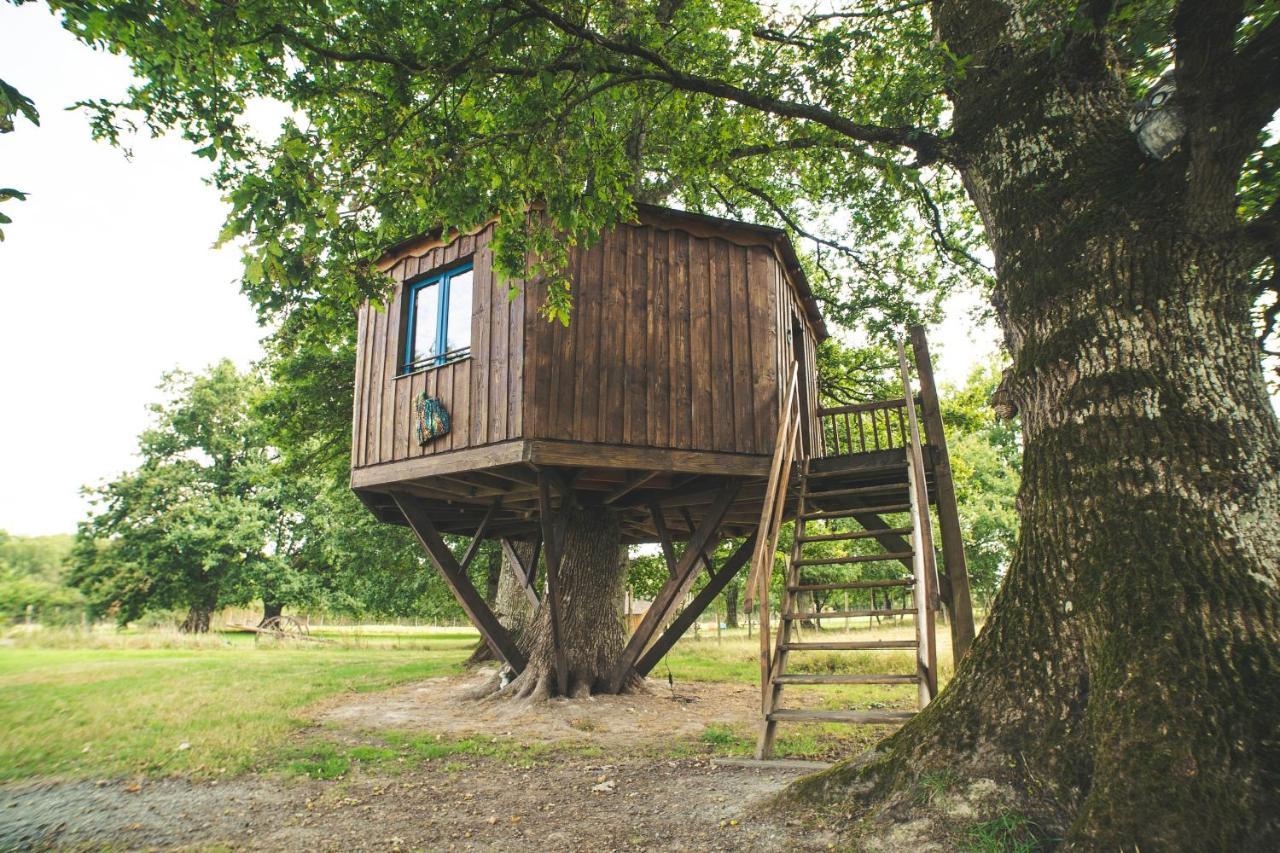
748 339 944 760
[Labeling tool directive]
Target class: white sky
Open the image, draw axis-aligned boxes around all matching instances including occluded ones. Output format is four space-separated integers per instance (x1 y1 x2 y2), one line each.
1 5 264 535
0 4 1000 536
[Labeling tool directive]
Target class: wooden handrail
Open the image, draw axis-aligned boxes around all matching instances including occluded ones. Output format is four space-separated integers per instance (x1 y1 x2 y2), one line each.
743 363 799 610
816 397 913 416
897 337 940 704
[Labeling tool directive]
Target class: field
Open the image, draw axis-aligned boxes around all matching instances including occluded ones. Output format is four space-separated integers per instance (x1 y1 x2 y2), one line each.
0 619 990 851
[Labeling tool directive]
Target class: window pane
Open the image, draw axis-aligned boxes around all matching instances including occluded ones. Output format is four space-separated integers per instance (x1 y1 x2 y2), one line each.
411 282 441 366
445 269 473 354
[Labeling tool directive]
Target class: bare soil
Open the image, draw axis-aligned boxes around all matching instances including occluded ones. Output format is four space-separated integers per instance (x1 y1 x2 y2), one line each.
1 672 853 851
316 671 762 748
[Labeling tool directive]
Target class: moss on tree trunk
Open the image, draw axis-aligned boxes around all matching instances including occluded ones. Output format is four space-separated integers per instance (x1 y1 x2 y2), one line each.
791 8 1280 849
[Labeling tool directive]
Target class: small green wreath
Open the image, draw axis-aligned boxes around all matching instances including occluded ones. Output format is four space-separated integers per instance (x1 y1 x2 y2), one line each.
415 393 451 445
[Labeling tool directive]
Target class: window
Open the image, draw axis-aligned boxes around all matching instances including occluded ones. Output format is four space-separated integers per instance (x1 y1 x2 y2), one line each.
403 263 473 373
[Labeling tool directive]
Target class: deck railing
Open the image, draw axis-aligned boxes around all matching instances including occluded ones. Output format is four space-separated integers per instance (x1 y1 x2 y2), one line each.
815 396 924 457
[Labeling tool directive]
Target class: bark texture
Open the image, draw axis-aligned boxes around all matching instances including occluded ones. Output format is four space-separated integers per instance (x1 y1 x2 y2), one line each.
493 505 639 700
724 581 739 628
794 7 1280 849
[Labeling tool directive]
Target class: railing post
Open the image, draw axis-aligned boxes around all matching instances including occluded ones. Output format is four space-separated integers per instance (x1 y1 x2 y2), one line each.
897 338 939 703
909 325 976 662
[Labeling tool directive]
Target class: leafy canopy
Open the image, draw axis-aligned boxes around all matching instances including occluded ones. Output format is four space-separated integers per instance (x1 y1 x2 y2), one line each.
34 0 987 333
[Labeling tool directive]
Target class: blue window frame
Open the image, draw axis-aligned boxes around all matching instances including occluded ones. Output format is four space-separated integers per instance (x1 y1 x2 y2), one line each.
403 262 473 373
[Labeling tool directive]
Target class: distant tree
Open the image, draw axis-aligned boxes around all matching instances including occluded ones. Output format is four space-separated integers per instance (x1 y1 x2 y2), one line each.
0 531 82 625
70 362 313 631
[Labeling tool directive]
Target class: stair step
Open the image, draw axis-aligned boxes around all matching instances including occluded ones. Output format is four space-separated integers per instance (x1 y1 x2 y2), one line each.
785 608 917 620
767 709 916 725
781 639 918 651
800 504 910 521
803 484 909 501
795 552 913 567
803 461 906 473
789 578 915 592
773 673 918 685
797 527 913 543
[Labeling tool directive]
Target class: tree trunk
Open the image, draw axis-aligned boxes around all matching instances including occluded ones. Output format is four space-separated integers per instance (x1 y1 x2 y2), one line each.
796 590 818 630
794 13 1280 849
466 540 537 668
498 505 637 700
724 581 739 628
258 600 282 627
179 605 211 634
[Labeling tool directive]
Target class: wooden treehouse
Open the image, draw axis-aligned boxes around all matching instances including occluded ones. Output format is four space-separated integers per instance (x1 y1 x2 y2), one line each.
351 204 975 756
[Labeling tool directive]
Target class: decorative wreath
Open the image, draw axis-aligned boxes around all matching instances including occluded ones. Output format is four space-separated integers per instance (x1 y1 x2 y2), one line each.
414 393 451 445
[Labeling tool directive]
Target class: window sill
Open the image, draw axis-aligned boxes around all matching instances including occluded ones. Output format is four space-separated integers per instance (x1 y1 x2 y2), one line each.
396 354 472 380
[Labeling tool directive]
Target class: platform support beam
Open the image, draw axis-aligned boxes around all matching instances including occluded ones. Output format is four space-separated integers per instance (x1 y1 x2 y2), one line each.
635 531 757 676
536 471 571 697
393 493 525 671
910 325 976 660
608 481 742 692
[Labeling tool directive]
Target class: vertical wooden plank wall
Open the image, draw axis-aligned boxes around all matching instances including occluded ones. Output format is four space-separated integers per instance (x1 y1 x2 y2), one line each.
523 224 785 457
351 225 522 470
352 218 817 473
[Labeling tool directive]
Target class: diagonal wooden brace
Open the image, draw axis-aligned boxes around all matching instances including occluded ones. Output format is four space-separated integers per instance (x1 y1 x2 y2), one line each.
392 493 525 671
607 481 742 692
635 531 757 676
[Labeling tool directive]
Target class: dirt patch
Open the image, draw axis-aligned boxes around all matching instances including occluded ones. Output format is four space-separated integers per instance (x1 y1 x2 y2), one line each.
2 672 860 850
316 671 761 751
0 760 839 851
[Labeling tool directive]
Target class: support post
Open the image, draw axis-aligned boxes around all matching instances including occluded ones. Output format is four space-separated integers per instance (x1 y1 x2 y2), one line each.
536 472 570 696
635 532 757 676
679 507 717 580
909 325 977 661
607 481 741 692
392 493 525 671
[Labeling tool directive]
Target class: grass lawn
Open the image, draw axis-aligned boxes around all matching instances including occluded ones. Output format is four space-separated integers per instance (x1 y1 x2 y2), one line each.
0 640 471 781
0 617 954 781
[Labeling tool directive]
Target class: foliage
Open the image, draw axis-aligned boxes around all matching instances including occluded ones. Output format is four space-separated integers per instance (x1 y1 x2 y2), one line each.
69 361 322 627
0 531 82 625
940 359 1021 600
816 337 899 407
0 75 38 241
32 0 989 336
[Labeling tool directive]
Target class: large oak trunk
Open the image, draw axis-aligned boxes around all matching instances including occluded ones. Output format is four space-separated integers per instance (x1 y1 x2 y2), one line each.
497 505 637 700
795 10 1280 849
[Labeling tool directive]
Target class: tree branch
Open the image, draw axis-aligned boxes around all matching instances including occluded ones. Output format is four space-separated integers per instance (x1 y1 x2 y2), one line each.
509 0 947 164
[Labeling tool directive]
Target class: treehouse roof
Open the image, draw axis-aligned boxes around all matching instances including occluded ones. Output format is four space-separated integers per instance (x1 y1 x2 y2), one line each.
376 203 829 341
